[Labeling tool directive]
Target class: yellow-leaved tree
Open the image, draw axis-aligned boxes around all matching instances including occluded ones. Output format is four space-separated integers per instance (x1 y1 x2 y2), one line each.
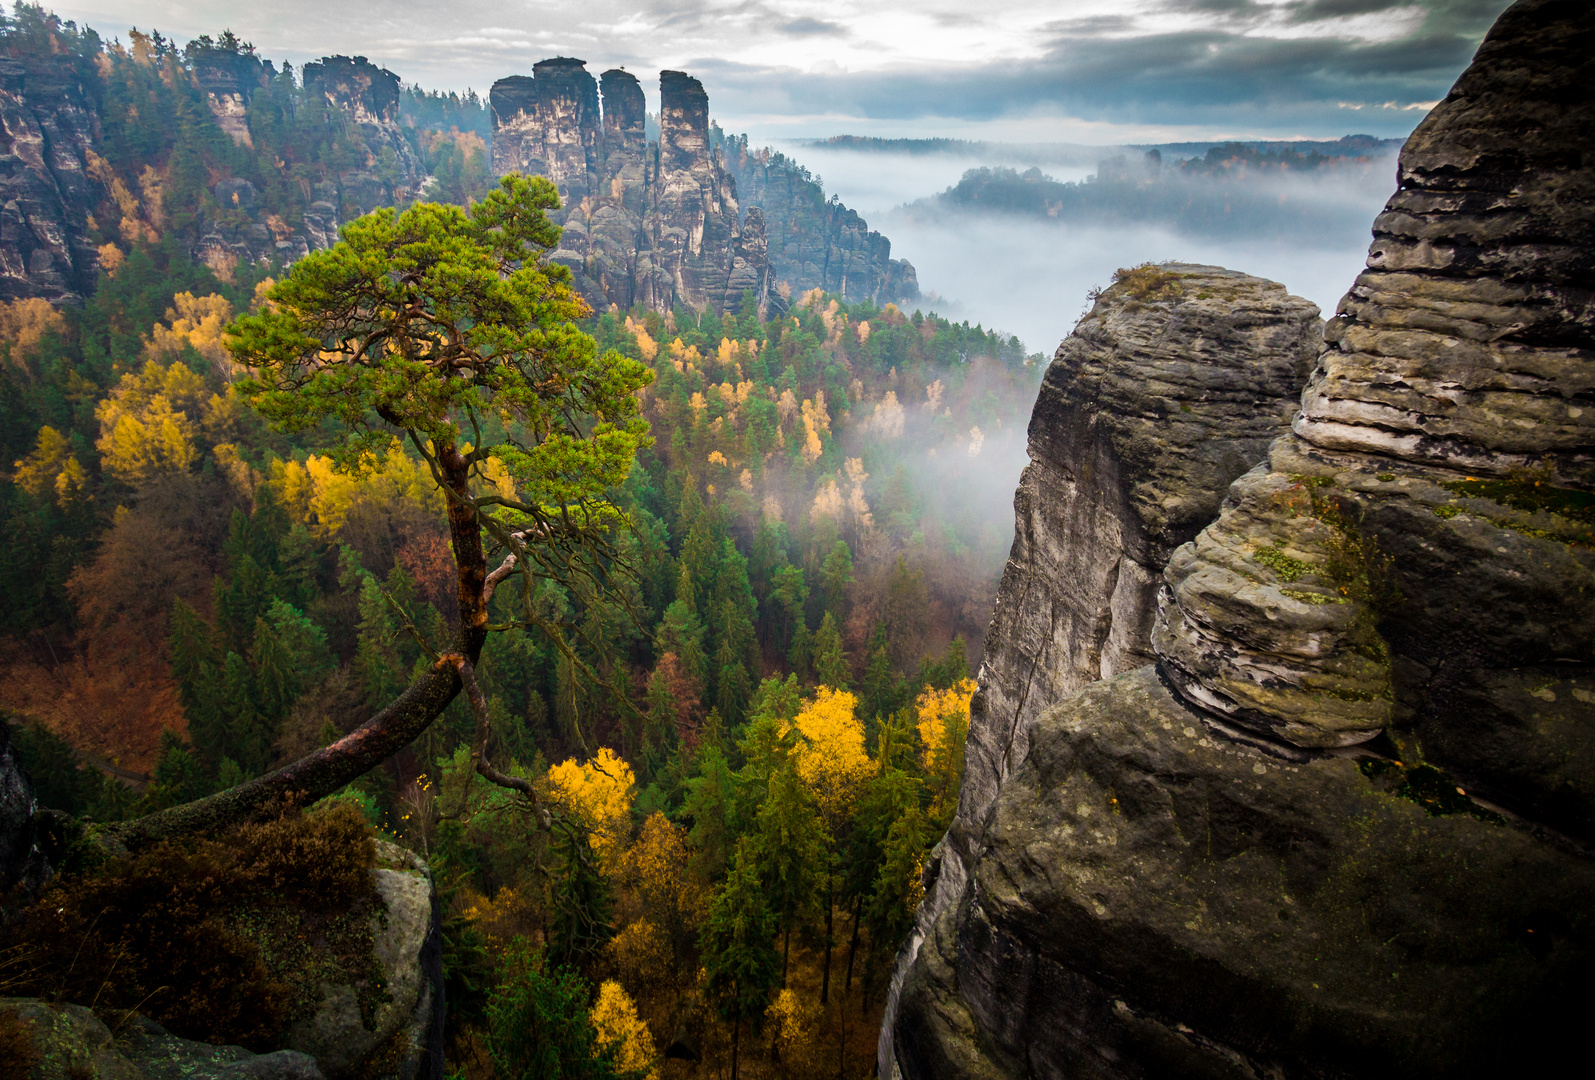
917 677 976 824
146 292 235 377
95 361 216 483
14 426 88 505
590 979 658 1079
546 746 636 867
786 686 872 823
784 685 874 1003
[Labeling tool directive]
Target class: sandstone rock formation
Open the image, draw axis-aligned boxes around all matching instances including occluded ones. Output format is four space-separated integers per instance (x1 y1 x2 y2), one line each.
887 1 1595 1074
191 54 424 275
0 1000 328 1079
883 265 1320 1069
491 61 780 316
0 52 103 302
721 135 920 304
283 840 438 1078
190 40 271 148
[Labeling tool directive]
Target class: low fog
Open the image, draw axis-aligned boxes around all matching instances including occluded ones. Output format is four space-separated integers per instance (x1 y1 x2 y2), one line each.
772 143 1398 361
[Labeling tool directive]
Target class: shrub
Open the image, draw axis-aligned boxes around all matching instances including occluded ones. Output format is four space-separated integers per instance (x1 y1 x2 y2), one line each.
1 801 379 1050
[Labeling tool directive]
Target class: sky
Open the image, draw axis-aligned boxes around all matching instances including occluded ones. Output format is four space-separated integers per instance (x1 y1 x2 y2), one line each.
53 0 1514 144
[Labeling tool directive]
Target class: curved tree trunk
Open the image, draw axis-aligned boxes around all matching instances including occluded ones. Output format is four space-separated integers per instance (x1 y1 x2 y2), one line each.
100 441 489 853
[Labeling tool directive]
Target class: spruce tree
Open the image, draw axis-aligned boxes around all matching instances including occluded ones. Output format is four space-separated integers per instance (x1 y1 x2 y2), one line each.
813 611 849 689
701 839 780 1080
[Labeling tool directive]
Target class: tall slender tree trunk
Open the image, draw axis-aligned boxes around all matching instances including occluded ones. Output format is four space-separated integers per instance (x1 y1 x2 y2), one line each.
845 892 863 992
821 876 834 1004
782 921 792 988
731 1014 741 1080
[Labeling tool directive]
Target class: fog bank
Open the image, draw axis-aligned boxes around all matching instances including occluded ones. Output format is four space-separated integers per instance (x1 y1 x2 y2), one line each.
771 144 1395 357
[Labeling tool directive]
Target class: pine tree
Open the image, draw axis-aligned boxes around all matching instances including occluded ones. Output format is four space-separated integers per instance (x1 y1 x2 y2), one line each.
819 539 854 622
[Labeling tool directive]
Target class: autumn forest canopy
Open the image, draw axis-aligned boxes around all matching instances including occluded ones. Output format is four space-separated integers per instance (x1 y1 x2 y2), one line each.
0 4 1045 1077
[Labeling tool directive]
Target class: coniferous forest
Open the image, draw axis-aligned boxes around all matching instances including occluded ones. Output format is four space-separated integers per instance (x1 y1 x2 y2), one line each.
0 6 1045 1077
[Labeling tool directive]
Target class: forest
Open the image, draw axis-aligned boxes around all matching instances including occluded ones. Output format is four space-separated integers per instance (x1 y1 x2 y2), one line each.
0 8 1046 1076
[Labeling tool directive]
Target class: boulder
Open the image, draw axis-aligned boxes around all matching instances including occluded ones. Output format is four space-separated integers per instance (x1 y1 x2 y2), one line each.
896 669 1595 1079
0 1001 327 1080
282 841 437 1080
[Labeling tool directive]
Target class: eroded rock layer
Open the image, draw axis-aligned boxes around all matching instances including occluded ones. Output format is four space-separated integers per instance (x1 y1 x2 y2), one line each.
0 52 103 302
883 266 1320 1063
888 1 1595 1075
490 62 775 316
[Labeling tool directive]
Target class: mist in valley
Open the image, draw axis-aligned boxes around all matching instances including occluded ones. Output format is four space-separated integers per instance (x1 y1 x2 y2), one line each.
758 138 1401 581
770 140 1397 364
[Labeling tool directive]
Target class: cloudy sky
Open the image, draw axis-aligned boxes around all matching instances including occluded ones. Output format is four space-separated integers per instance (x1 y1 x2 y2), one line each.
54 0 1512 142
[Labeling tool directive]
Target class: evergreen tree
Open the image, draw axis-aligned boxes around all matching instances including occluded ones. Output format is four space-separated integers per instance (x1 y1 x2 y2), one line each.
754 765 826 987
484 938 625 1080
547 824 614 971
700 840 780 1080
813 611 849 689
818 539 854 622
861 624 906 727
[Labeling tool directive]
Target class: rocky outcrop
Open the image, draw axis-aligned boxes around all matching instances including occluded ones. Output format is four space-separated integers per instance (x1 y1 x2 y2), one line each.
283 841 438 1079
193 54 425 274
299 57 425 221
883 266 1319 1067
887 1 1595 1075
190 42 271 148
490 62 781 316
0 1001 328 1079
0 52 103 302
721 135 920 304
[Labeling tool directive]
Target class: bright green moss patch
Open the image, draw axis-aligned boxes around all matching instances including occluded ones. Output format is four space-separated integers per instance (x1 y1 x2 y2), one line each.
1432 504 1461 519
1441 473 1595 546
1358 759 1504 825
1281 588 1342 605
1254 545 1314 583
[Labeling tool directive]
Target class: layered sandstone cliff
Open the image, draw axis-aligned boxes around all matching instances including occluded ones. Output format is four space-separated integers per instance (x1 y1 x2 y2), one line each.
882 265 1320 1069
721 136 920 304
490 62 775 316
887 1 1595 1075
0 51 103 302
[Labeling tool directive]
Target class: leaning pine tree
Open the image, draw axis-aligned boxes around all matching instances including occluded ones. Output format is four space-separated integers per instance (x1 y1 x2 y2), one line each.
101 174 653 851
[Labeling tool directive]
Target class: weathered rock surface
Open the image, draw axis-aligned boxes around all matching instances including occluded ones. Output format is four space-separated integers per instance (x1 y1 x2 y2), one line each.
192 54 423 275
0 52 104 302
0 1001 327 1080
887 2 1595 1074
283 841 437 1079
721 136 919 304
883 267 1319 1063
896 669 1594 1080
490 61 783 316
1292 0 1595 486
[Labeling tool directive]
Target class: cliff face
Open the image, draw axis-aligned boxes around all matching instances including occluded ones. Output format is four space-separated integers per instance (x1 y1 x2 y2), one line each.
0 52 103 302
191 54 423 276
720 136 920 304
883 265 1319 1067
301 55 426 220
887 1 1595 1075
491 62 775 317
